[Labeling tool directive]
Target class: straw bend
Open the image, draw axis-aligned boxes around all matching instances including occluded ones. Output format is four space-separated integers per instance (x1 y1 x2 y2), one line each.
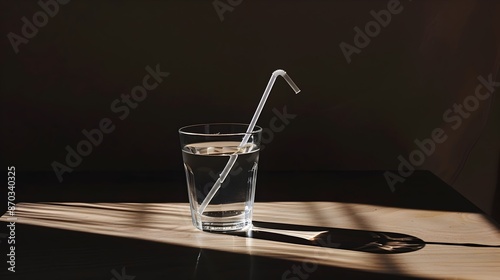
273 69 287 76
273 69 301 94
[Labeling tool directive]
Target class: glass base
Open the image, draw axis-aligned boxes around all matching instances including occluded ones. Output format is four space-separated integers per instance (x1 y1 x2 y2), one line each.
199 220 251 232
192 209 252 232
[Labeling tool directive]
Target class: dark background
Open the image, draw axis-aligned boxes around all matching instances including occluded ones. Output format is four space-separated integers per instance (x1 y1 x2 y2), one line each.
1 1 499 219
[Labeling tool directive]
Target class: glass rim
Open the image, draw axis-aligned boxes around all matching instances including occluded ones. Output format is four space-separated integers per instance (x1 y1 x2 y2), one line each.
178 123 262 136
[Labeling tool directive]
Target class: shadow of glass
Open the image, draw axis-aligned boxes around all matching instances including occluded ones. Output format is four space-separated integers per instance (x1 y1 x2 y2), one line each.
224 221 500 253
224 221 426 254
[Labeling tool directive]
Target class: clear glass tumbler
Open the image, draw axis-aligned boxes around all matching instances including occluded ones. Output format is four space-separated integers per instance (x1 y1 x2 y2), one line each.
179 123 262 232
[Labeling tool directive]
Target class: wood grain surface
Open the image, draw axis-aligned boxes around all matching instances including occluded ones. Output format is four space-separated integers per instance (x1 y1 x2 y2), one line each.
2 201 499 279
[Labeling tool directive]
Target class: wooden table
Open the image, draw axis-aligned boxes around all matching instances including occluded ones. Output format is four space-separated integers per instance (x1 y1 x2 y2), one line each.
1 171 499 279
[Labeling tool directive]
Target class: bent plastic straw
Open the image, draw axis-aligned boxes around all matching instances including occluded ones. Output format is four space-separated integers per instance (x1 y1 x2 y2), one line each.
198 69 301 215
